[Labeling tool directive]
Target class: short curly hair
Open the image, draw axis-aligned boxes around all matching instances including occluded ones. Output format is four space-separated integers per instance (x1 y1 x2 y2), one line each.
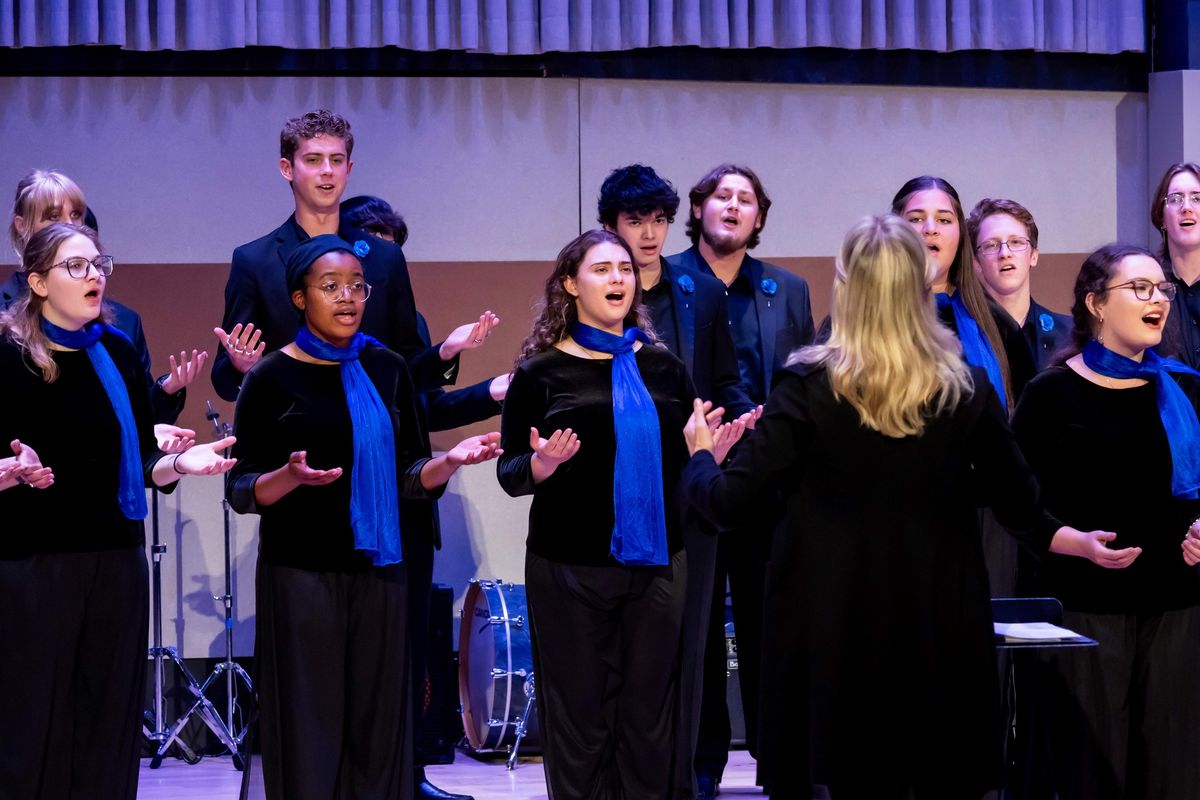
597 165 680 228
685 164 771 249
280 110 354 162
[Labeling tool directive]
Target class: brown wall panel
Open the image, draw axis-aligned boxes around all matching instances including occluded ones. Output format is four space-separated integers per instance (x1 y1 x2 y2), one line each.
0 251 1087 449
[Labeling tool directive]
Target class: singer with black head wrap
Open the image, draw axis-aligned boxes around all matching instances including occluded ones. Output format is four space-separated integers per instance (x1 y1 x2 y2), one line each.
0 223 236 800
227 235 500 800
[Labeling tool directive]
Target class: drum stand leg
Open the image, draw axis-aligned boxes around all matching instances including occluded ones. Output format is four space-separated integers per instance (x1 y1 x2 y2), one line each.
505 674 536 771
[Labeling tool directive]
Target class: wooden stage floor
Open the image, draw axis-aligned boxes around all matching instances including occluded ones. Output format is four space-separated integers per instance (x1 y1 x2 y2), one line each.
136 749 763 799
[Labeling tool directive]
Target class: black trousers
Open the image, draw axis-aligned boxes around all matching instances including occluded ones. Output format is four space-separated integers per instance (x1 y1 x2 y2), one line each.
695 507 774 784
674 519 721 799
526 549 687 800
1041 606 1200 800
405 533 436 773
0 547 148 800
256 561 412 800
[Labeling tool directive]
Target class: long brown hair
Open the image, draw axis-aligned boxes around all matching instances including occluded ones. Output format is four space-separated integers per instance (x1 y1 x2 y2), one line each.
0 223 107 382
891 175 1014 411
515 229 657 366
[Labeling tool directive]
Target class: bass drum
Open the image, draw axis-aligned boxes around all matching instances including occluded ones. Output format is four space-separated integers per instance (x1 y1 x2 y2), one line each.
458 580 541 753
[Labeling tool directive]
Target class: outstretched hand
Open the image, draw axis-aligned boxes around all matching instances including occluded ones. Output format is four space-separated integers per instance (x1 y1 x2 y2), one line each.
530 427 581 471
159 349 209 394
1051 526 1141 569
440 311 501 360
3 439 54 489
173 436 238 477
155 424 197 454
446 432 503 467
214 323 265 374
284 450 343 486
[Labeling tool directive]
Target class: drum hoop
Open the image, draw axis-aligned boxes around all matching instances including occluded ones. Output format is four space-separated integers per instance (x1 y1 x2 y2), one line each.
495 583 514 744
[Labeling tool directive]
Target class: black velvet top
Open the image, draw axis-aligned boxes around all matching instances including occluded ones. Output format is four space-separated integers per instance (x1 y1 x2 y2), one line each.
0 332 168 557
497 344 695 566
1013 366 1200 612
227 347 442 573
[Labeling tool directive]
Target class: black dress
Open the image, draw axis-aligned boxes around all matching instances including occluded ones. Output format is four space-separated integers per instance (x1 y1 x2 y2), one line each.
683 364 1056 797
228 346 441 800
497 344 694 800
1012 365 1200 799
0 331 168 800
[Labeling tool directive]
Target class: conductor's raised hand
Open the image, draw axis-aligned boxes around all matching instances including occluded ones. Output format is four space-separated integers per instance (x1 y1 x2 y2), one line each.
284 450 343 486
173 436 238 477
683 399 715 457
447 432 503 467
6 439 54 489
440 311 501 360
213 322 265 374
159 349 209 394
712 417 748 464
1183 518 1200 566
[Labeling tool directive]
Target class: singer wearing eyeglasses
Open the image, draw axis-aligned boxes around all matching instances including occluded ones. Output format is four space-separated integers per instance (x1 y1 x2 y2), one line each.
1012 243 1200 799
1152 162 1200 370
0 223 237 800
226 235 501 800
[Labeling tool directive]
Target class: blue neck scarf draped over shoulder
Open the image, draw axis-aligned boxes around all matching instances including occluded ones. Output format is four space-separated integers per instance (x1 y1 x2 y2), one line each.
936 291 1007 412
1082 340 1200 498
41 318 147 520
295 326 403 565
570 321 668 566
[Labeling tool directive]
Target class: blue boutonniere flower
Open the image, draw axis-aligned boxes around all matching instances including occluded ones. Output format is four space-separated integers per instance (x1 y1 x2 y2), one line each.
760 278 778 297
353 239 371 258
677 274 695 295
1039 312 1054 333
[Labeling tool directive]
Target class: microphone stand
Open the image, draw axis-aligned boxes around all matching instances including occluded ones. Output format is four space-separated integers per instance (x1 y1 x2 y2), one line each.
151 401 254 770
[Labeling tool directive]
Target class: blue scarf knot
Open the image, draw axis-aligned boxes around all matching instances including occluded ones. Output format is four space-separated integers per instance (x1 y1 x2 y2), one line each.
295 326 403 565
936 292 1007 412
570 322 669 566
41 318 147 520
1082 340 1200 498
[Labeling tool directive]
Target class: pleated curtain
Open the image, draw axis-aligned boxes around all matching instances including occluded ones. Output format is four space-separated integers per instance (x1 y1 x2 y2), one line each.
0 0 1145 54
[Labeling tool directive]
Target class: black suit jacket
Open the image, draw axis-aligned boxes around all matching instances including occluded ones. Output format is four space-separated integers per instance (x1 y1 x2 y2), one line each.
651 257 754 418
0 272 185 425
1023 299 1073 373
211 215 455 401
669 246 815 399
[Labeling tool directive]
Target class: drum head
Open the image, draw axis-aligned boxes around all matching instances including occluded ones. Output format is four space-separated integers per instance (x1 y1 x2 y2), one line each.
458 582 496 752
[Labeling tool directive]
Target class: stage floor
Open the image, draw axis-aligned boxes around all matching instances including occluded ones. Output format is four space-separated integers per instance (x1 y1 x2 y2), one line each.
137 749 763 798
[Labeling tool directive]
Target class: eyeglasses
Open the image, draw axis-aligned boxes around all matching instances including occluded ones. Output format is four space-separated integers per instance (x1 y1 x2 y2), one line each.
976 237 1031 256
1102 279 1177 301
1163 192 1200 209
49 255 114 279
311 280 372 302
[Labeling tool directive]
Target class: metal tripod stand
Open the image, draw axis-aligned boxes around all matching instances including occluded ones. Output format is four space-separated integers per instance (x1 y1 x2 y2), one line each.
149 402 254 769
143 487 200 766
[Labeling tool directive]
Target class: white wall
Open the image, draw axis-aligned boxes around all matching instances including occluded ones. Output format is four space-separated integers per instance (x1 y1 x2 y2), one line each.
0 75 1149 656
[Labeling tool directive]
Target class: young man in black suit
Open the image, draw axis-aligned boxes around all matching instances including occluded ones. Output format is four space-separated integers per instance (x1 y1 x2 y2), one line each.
598 164 755 800
967 197 1072 373
211 110 470 403
669 163 814 799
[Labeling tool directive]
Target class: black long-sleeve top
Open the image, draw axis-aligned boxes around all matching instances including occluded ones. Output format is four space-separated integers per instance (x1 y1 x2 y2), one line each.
1013 366 1200 613
497 344 695 566
0 332 170 557
226 347 443 573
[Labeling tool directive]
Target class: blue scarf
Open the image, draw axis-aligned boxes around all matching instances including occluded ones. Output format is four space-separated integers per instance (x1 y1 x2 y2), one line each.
936 292 1007 412
570 322 668 566
1082 340 1200 498
295 326 403 565
41 319 147 520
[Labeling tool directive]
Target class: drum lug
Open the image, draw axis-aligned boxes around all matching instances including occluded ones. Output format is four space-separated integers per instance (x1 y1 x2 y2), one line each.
489 614 524 628
488 718 507 728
